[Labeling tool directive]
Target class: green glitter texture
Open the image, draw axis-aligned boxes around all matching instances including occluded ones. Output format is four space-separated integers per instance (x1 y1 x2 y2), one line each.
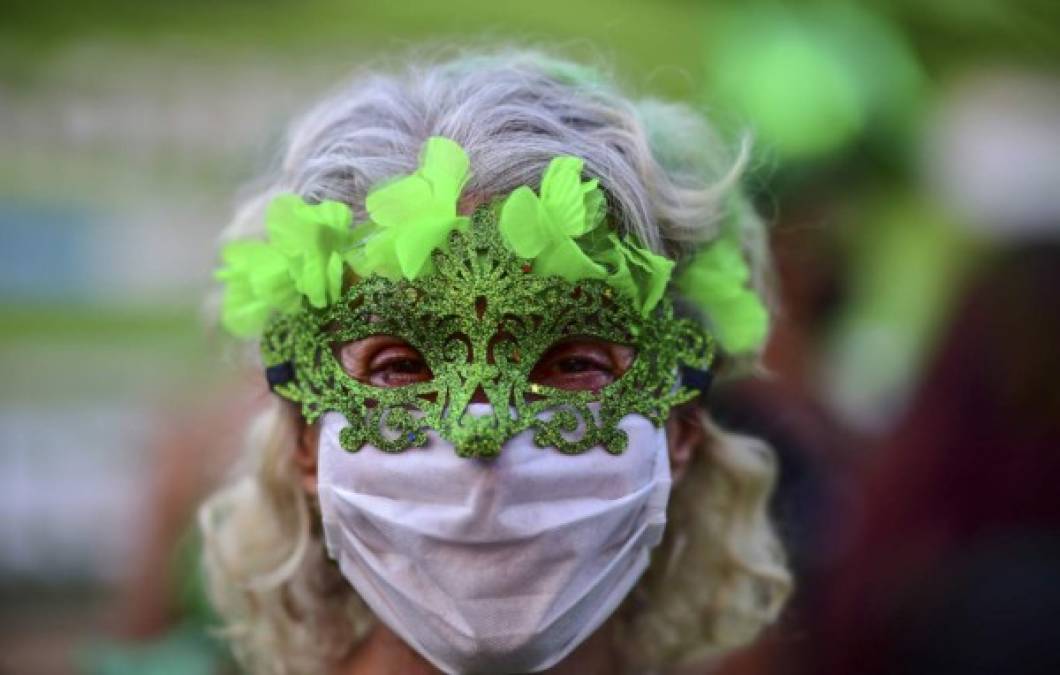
262 206 714 458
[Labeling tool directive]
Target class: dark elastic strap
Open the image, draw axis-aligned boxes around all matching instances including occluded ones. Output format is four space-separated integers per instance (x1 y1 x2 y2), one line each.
681 366 713 398
265 361 295 390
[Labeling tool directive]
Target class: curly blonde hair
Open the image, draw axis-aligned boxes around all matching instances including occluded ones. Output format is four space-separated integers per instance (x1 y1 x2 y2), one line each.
200 49 790 674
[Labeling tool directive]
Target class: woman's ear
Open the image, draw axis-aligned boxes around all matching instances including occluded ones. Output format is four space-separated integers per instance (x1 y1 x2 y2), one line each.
666 402 707 483
293 415 320 496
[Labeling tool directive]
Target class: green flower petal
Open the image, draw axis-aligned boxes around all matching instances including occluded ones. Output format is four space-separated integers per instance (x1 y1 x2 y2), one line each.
590 235 673 315
539 156 590 236
418 136 471 204
533 238 606 282
216 240 299 337
498 186 550 258
292 256 322 308
364 174 433 231
683 236 750 294
215 195 360 337
498 155 610 285
710 289 770 354
265 195 356 308
326 250 345 305
266 195 352 257
220 288 270 338
495 153 673 313
621 239 675 315
394 216 470 280
597 244 638 303
349 228 403 281
677 234 769 353
362 136 471 280
582 185 606 230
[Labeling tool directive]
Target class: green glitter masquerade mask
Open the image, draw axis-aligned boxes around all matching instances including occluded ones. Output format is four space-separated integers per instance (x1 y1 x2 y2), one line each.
216 137 769 457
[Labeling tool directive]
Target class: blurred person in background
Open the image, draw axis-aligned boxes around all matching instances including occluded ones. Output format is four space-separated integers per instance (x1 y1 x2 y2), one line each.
807 71 1060 675
198 51 792 674
813 243 1060 675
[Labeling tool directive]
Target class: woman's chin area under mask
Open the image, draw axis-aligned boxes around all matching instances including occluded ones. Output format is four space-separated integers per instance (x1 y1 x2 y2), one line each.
340 615 621 675
339 614 619 673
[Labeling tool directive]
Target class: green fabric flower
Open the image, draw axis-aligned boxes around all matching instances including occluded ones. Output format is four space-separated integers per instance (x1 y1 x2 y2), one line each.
216 195 357 337
266 194 357 308
592 234 675 317
498 155 608 282
215 241 300 338
676 233 769 354
350 136 471 281
214 137 766 353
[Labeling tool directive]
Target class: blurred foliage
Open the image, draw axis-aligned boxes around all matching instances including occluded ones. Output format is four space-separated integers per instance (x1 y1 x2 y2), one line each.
824 192 980 426
704 3 924 162
0 305 196 344
3 0 1058 94
3 2 1057 61
1 0 713 99
880 0 1060 72
0 305 213 404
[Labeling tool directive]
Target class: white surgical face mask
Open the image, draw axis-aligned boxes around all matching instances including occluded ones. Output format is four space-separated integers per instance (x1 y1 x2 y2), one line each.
317 404 672 674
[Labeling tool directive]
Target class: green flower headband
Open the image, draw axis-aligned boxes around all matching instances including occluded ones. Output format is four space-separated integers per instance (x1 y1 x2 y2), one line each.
217 136 768 354
215 137 767 457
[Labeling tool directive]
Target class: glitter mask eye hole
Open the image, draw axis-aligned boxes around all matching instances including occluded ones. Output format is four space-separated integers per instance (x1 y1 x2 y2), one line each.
528 337 635 393
333 335 433 388
333 332 632 394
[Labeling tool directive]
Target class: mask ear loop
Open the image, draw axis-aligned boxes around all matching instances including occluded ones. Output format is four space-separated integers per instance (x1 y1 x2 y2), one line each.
266 361 296 390
679 365 713 399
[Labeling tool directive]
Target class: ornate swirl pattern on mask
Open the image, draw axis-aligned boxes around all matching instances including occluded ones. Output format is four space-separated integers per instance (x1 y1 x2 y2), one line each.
262 206 713 458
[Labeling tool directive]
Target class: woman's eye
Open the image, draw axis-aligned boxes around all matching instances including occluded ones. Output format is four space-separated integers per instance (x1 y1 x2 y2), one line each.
529 339 632 392
371 351 431 386
556 357 605 374
335 337 432 387
377 357 427 376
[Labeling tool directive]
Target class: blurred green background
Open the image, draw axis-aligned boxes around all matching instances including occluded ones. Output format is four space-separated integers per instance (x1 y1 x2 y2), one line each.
2 1 1058 673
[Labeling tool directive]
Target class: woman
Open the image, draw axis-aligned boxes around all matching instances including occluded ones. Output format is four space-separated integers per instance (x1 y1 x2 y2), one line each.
201 51 790 675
